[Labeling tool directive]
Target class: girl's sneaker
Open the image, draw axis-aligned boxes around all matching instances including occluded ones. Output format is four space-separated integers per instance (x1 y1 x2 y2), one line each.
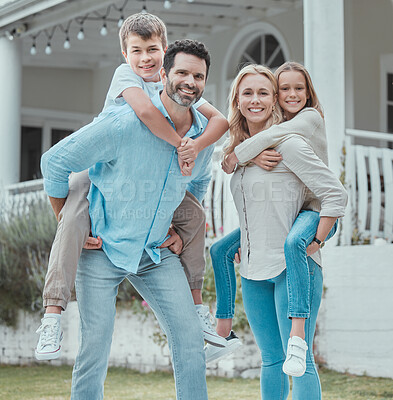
282 336 308 377
205 330 242 363
35 314 63 361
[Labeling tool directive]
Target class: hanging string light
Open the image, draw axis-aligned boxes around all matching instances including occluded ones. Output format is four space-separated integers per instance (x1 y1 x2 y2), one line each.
164 0 172 10
60 21 72 49
30 34 38 55
113 0 128 28
44 27 56 55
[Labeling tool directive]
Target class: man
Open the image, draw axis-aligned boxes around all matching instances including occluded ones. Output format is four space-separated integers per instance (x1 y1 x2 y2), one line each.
41 39 212 400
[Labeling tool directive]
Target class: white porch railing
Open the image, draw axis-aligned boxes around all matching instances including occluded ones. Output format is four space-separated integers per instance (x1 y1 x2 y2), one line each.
342 129 393 245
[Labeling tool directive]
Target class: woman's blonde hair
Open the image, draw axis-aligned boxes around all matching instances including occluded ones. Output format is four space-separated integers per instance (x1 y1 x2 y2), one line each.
274 61 324 118
224 64 282 158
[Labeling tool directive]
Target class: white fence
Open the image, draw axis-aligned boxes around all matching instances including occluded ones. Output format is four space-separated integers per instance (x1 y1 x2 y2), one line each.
342 129 393 244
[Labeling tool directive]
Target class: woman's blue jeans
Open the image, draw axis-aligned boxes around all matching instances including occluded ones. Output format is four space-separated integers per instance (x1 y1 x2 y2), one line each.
210 211 337 319
241 259 323 400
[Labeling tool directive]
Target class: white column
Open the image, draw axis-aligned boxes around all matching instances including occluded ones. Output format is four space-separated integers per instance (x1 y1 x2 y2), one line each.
0 37 22 187
303 0 345 177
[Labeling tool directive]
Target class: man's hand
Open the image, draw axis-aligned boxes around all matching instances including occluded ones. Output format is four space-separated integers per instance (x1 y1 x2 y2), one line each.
159 227 183 255
234 247 241 263
83 235 103 250
252 149 282 171
221 152 238 174
306 241 320 256
177 137 200 164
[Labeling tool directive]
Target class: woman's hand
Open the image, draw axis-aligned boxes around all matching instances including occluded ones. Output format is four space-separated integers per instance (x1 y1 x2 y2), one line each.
222 152 239 174
234 247 241 263
252 149 282 171
306 241 320 256
84 235 103 250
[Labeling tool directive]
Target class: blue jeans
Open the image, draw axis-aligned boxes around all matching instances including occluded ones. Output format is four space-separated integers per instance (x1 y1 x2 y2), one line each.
210 212 337 319
210 228 241 319
285 210 337 318
71 248 208 400
241 258 323 400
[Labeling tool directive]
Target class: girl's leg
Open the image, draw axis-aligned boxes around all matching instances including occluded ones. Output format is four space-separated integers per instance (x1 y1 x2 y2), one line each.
242 276 290 400
275 265 323 400
209 228 241 336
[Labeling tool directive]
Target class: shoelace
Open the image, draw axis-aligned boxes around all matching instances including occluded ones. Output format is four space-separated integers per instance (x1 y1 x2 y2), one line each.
36 321 59 348
197 308 215 330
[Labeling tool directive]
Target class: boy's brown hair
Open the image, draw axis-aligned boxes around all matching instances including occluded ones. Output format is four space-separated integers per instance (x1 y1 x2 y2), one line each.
119 12 167 53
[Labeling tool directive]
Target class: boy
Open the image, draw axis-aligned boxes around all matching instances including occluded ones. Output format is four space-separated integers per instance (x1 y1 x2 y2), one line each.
35 13 228 360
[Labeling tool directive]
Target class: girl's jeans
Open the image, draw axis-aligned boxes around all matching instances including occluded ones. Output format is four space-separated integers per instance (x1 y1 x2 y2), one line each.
241 259 323 400
210 210 337 319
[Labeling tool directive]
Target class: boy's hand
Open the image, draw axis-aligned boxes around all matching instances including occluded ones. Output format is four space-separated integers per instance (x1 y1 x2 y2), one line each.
177 154 194 176
84 235 103 250
177 137 200 164
159 227 183 255
252 149 282 171
221 152 238 174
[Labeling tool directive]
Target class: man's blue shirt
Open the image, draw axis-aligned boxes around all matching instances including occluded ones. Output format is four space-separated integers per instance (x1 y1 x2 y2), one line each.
41 93 214 272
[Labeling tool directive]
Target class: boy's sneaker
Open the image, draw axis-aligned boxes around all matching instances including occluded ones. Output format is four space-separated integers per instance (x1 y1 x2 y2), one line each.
195 305 227 347
282 336 308 377
205 330 242 363
35 314 63 361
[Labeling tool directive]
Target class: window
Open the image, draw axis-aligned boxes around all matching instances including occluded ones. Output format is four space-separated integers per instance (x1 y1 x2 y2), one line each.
52 128 73 146
387 73 393 134
20 126 43 182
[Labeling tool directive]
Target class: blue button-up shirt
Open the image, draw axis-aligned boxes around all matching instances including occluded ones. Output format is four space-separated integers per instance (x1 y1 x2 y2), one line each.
41 94 214 272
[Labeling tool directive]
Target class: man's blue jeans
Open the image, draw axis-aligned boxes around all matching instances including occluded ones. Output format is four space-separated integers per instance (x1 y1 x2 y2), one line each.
70 248 208 400
241 259 323 400
210 211 337 319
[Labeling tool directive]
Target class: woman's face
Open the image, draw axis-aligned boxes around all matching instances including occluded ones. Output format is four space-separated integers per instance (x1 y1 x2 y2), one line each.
278 70 309 120
237 73 276 134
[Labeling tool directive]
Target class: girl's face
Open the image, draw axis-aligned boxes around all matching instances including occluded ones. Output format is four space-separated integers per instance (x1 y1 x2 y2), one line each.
237 73 276 135
278 70 309 120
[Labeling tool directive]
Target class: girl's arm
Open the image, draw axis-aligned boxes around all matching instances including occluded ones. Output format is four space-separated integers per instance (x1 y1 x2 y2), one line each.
122 87 182 148
178 102 229 163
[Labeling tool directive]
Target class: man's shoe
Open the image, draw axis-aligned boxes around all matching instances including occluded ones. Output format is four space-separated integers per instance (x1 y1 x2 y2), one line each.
282 336 308 377
205 330 242 363
195 305 227 347
35 314 63 361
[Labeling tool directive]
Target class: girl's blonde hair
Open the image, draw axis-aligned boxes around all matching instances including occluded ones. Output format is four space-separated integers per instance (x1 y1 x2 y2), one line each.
274 61 324 118
224 64 282 158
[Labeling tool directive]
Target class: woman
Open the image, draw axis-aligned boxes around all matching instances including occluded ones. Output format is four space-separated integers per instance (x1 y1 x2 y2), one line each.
217 64 347 399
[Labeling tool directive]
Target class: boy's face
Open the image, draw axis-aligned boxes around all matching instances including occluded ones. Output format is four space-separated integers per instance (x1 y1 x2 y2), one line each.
123 34 165 83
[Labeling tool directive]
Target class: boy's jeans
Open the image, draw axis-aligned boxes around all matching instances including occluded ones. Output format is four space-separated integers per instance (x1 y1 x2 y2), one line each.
71 248 208 400
210 211 337 319
43 170 206 311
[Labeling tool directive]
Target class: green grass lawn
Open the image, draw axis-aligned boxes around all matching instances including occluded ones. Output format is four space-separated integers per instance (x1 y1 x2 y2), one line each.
1 364 393 400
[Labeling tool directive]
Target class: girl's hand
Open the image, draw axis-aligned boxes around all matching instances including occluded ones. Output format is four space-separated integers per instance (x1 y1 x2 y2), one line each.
222 152 238 174
306 241 320 256
252 149 282 171
177 155 194 176
178 137 200 164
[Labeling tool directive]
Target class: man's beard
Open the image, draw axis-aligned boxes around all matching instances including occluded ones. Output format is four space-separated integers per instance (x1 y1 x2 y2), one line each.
166 77 202 107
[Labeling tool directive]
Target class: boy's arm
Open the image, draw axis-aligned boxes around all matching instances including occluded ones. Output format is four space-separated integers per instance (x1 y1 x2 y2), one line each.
122 87 182 148
178 102 229 163
224 108 321 172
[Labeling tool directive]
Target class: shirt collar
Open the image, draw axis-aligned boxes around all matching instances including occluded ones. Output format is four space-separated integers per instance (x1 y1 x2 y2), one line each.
151 92 205 138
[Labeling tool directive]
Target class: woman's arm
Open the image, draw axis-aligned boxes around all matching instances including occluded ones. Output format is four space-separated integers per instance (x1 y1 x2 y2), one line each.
306 216 337 256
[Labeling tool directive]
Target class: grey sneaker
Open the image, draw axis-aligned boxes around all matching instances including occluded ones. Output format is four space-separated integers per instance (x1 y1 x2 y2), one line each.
35 314 63 361
205 330 242 363
195 305 227 347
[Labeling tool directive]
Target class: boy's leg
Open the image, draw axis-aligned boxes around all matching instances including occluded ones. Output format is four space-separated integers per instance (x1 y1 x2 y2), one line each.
71 249 125 400
36 171 91 361
43 170 91 311
172 191 226 347
128 249 208 400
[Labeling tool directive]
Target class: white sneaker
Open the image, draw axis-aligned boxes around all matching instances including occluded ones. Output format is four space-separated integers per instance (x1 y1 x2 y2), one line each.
35 314 63 361
195 305 227 347
205 330 242 363
282 336 308 377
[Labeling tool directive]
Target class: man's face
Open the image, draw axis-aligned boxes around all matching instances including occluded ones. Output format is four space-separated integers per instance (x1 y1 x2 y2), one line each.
162 53 206 107
123 34 165 83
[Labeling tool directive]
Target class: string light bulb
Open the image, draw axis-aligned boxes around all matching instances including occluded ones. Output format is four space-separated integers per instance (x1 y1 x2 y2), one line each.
77 27 85 40
63 37 70 49
30 43 37 55
100 22 108 36
117 15 124 28
141 5 147 14
164 0 172 9
45 43 52 55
